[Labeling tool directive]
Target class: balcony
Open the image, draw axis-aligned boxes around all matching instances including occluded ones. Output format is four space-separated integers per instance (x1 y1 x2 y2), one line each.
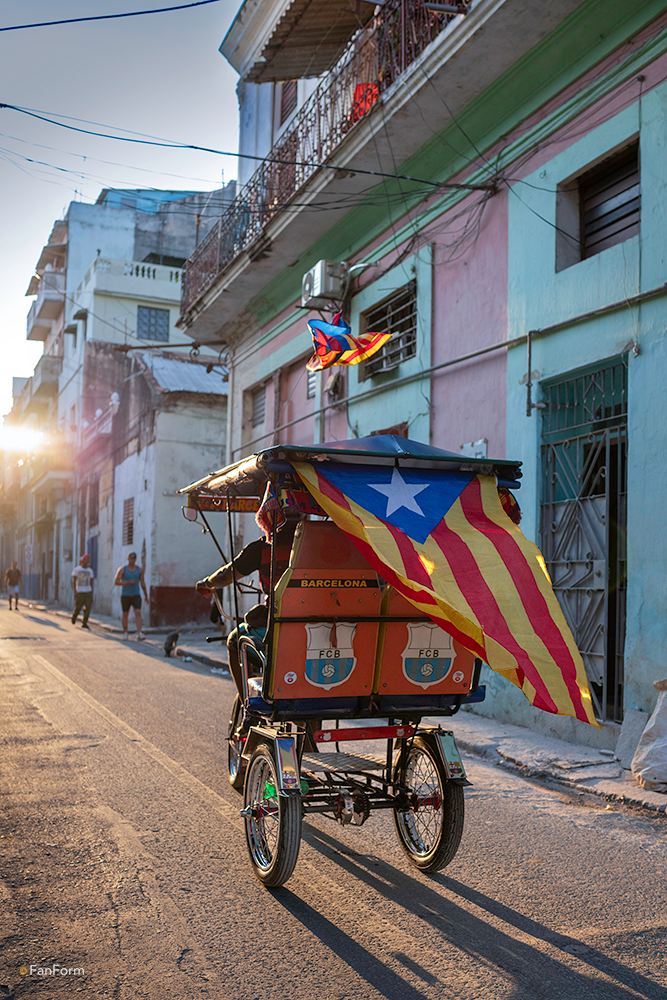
182 0 469 329
79 404 114 454
180 0 585 344
26 271 66 341
32 354 63 398
80 256 182 299
222 0 376 83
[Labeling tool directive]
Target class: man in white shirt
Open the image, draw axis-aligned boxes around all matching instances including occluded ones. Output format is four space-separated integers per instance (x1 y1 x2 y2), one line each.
71 554 94 629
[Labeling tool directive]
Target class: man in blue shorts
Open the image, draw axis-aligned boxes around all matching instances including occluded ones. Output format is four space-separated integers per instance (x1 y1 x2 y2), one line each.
114 551 149 641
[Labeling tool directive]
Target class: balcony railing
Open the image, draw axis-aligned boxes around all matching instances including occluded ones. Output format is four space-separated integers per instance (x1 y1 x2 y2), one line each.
27 270 66 341
182 0 468 314
82 256 182 288
32 354 63 398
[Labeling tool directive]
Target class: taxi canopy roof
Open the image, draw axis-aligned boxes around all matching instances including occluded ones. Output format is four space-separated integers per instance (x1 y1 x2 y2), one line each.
179 435 522 499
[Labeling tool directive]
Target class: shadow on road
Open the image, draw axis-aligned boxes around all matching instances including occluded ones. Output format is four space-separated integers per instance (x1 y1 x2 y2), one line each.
271 887 435 1000
14 612 66 630
297 824 664 1000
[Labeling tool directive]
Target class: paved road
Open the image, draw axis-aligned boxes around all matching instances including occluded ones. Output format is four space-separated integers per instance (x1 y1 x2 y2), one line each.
1 607 666 1000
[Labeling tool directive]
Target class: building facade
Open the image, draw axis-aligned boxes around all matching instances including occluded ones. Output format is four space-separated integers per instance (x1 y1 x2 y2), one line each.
176 0 667 747
2 187 232 624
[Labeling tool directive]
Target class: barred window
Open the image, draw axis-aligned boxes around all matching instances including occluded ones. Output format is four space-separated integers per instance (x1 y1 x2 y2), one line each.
251 386 266 427
361 281 417 379
122 498 134 546
137 306 169 341
306 368 317 399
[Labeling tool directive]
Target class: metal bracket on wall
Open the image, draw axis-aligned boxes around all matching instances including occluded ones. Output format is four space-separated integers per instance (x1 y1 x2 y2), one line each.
526 329 546 416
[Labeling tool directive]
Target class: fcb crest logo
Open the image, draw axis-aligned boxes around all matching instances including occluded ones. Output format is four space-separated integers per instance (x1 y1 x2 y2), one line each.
305 622 357 690
402 623 455 689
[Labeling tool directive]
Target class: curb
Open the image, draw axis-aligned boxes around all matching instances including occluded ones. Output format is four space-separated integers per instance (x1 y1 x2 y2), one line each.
455 737 667 815
174 645 230 673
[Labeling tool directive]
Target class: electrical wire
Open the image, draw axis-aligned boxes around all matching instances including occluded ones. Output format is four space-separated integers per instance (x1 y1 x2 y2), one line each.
0 130 229 185
0 103 492 192
0 142 453 219
0 0 222 33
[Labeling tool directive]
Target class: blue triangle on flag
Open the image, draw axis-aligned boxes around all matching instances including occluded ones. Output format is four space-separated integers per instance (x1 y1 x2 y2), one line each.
320 463 474 543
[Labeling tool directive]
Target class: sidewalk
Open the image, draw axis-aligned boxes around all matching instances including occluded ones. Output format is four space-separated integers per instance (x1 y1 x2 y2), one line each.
440 711 667 815
27 600 213 637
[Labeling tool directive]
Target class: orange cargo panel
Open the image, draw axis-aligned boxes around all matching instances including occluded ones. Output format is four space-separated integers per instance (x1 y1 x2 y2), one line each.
374 589 477 696
270 521 381 699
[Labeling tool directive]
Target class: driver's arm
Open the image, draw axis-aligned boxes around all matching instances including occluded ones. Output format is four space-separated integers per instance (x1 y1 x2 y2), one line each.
195 539 264 596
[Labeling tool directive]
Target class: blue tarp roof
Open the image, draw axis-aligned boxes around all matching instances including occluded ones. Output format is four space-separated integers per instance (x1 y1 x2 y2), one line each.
319 435 462 459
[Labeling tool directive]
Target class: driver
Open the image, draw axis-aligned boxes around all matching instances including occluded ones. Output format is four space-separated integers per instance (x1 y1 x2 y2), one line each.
195 515 301 697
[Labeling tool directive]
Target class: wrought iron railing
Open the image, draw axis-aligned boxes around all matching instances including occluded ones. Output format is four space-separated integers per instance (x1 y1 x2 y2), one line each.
181 0 469 315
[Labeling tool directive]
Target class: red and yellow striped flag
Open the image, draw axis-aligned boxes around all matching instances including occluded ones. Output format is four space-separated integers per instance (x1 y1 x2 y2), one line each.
293 460 598 726
306 312 392 372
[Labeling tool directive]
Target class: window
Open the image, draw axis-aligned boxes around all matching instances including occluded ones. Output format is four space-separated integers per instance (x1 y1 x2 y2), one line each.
581 144 640 258
280 80 298 126
556 142 640 271
88 478 100 527
122 498 134 546
360 281 417 379
137 306 169 341
251 386 266 427
306 368 317 399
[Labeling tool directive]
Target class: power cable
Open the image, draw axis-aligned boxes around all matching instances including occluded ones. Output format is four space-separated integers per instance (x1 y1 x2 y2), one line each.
0 103 493 192
0 0 222 33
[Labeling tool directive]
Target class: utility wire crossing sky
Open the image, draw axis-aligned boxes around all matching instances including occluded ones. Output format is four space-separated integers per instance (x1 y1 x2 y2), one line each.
0 0 223 33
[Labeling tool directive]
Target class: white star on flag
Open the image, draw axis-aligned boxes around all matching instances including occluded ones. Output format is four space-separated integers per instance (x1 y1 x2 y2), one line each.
369 468 429 517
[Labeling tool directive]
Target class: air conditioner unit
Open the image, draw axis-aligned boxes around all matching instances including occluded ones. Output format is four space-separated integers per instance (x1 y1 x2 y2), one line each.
301 260 346 308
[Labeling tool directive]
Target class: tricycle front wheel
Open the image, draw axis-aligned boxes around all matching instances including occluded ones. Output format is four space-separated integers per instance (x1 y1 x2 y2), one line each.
393 736 464 872
243 744 302 887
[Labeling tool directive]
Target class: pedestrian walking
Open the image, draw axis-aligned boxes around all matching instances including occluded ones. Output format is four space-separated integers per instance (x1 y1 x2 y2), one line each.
71 554 94 629
114 551 148 641
4 561 23 610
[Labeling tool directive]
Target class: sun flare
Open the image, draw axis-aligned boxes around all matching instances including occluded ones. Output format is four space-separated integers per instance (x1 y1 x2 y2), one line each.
0 427 45 454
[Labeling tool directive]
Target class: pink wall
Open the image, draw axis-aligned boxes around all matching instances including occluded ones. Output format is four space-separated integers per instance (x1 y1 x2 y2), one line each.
280 358 316 445
429 192 509 458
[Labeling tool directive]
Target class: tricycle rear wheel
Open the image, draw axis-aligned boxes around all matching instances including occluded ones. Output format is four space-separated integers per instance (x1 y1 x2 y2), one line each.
243 744 302 887
393 736 464 872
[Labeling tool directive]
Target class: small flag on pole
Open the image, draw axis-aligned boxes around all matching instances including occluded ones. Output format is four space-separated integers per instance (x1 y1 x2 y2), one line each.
306 312 391 372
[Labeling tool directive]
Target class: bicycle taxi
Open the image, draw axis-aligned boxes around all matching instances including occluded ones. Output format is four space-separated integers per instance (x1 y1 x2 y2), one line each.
179 434 590 887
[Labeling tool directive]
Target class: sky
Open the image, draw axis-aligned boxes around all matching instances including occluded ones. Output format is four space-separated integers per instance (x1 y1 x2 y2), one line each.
0 0 241 418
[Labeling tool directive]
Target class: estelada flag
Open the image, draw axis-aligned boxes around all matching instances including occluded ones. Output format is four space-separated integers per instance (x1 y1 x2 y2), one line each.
293 460 598 726
306 312 391 372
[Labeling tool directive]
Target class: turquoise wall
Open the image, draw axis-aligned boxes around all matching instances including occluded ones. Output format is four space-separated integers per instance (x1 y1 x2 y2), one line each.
483 81 667 739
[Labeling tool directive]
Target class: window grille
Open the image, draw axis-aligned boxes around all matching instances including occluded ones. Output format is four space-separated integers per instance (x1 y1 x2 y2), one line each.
306 368 317 399
251 386 266 427
361 281 417 378
540 357 628 723
280 80 298 125
122 498 134 546
137 306 169 341
580 144 640 259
